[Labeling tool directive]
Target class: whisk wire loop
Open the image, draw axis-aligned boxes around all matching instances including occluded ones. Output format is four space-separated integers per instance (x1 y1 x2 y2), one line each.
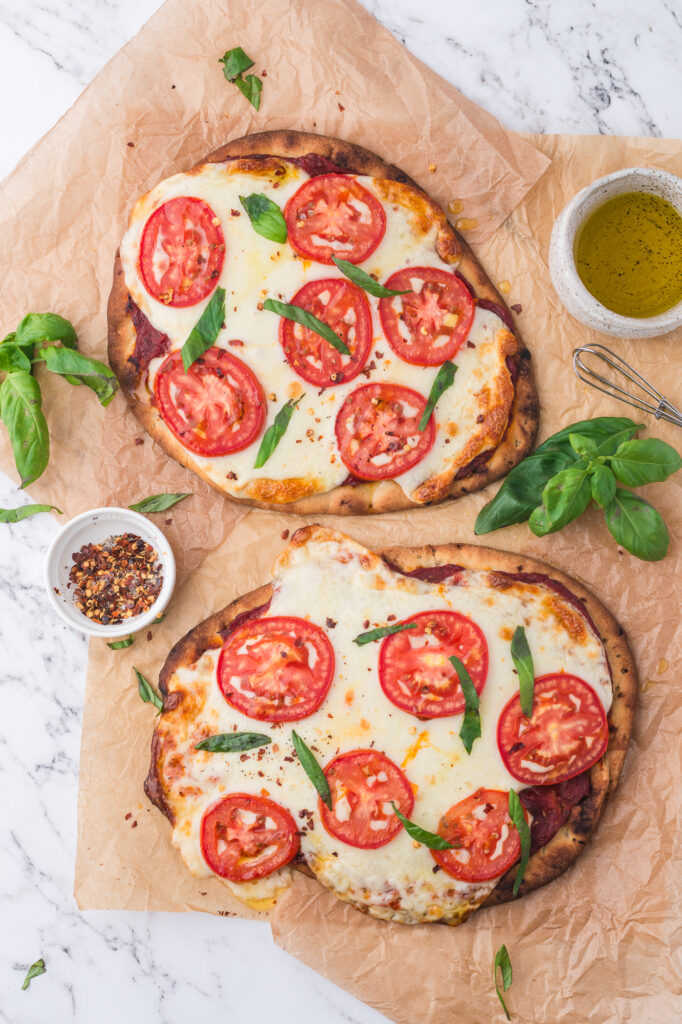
572 343 682 428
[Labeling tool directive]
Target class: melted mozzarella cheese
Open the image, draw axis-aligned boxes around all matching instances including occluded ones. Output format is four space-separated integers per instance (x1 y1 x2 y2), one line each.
160 529 612 925
119 163 513 504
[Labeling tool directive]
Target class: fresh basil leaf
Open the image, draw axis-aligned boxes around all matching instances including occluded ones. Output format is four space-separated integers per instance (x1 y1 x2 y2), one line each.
129 492 191 514
508 789 531 897
240 194 287 244
0 371 49 487
331 257 411 298
196 732 271 753
590 463 617 507
15 313 77 351
391 803 456 850
292 730 332 809
181 287 226 372
494 945 512 1021
535 416 641 458
609 438 682 487
21 958 46 991
511 626 534 718
593 424 644 457
108 636 134 650
0 503 61 523
418 361 457 431
353 621 417 646
450 655 480 755
134 668 163 713
37 347 118 406
218 46 254 82
0 343 31 373
569 432 598 458
604 488 670 561
263 298 350 356
254 395 303 468
234 73 262 110
529 466 590 536
474 450 575 534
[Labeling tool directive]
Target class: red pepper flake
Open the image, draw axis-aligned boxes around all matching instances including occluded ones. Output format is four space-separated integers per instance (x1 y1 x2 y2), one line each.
134 437 144 446
147 631 153 642
281 529 290 540
125 813 132 820
68 532 163 625
131 820 138 828
127 142 135 148
511 304 522 314
338 102 345 111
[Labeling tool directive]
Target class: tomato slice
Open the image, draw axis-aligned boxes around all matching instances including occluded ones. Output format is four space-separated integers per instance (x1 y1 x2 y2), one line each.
379 267 475 365
154 348 265 458
320 749 414 849
497 673 609 785
280 278 372 387
284 174 386 264
379 611 488 719
432 788 524 883
218 616 335 723
335 383 435 481
200 793 299 882
140 197 225 307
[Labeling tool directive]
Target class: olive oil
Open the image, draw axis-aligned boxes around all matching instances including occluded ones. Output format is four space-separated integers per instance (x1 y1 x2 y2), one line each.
574 191 682 317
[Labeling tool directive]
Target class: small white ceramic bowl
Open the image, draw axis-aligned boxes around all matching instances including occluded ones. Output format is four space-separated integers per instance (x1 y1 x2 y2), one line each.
45 507 176 638
549 167 682 338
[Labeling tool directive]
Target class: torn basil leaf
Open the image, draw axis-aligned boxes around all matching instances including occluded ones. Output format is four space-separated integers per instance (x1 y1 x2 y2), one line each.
0 504 61 523
508 789 530 897
196 732 271 753
129 492 191 514
510 626 534 717
254 395 303 468
218 46 254 82
493 945 512 1021
240 194 287 244
181 287 226 372
134 668 163 713
108 636 134 650
353 621 417 646
263 298 350 356
450 655 481 754
418 361 457 431
391 803 455 850
292 730 332 809
21 958 46 991
331 257 411 298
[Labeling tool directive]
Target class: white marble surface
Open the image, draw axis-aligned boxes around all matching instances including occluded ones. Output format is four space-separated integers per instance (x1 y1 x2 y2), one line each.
0 1 678 1022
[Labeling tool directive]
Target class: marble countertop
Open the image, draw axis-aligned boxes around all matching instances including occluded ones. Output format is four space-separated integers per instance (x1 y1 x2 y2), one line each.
0 2 678 1022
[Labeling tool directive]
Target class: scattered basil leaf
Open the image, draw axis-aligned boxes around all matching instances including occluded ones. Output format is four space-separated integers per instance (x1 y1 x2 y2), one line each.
181 287 226 372
534 416 641 459
0 371 50 487
134 668 163 713
36 346 118 406
129 492 191 514
353 621 417 646
418 361 457 431
21 958 46 991
493 945 512 1021
0 503 61 523
254 395 303 469
508 789 531 897
450 655 480 755
153 613 165 624
331 257 411 298
234 73 262 110
108 636 134 650
475 450 575 534
510 626 534 718
196 732 271 753
391 802 456 850
240 194 287 244
218 46 254 82
568 432 598 458
263 298 350 356
292 730 332 809
0 343 31 374
590 463 617 507
528 466 590 536
608 438 682 487
15 312 77 351
604 488 670 561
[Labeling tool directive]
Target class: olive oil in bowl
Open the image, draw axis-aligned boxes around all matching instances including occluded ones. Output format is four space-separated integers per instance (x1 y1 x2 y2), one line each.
574 192 682 318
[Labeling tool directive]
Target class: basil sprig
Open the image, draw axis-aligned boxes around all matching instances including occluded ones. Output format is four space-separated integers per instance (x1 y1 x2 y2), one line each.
292 730 332 809
21 958 46 991
0 503 61 523
508 789 531 897
254 395 303 468
493 945 513 1021
134 668 163 713
196 732 271 753
108 636 134 650
391 803 455 850
418 361 457 431
181 288 226 371
219 47 263 110
263 298 350 356
240 194 287 244
331 257 411 298
475 416 681 561
129 492 191 514
450 655 480 754
510 626 534 718
353 621 417 646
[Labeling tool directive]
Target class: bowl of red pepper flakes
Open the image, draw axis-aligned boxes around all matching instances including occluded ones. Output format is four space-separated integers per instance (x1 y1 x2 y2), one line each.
44 507 176 638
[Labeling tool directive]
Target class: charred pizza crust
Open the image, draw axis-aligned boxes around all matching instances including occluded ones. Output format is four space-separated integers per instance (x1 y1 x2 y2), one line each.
108 130 539 515
145 532 636 919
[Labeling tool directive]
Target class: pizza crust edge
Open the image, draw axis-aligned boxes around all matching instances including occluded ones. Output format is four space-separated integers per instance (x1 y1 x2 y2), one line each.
108 129 539 515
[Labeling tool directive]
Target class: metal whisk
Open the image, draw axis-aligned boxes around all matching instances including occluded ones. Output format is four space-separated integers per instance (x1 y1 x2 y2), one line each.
572 343 682 428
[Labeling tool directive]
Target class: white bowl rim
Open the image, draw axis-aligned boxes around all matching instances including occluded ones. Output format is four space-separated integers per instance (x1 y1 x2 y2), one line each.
44 506 176 638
